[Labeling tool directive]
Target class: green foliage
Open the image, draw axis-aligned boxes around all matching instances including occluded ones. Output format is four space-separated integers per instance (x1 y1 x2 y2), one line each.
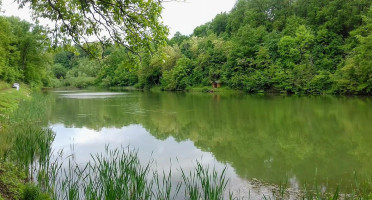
193 24 210 37
130 0 372 94
98 47 141 87
54 57 101 88
34 0 372 95
51 64 67 79
22 183 50 200
0 93 52 200
31 146 230 200
333 6 372 94
0 162 26 200
161 56 193 91
0 16 52 87
53 51 74 69
210 13 229 37
0 82 30 116
18 0 168 54
168 32 189 46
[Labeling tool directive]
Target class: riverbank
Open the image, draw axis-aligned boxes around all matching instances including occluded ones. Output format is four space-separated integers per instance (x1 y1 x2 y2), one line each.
106 85 245 95
0 161 50 200
0 82 50 200
62 84 336 96
47 84 245 95
0 82 30 116
0 162 26 200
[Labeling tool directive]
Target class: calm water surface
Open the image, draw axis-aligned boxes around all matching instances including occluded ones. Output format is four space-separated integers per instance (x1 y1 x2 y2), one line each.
44 90 372 197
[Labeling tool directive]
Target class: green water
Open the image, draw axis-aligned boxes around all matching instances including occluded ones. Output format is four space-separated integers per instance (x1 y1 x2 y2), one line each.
44 90 372 194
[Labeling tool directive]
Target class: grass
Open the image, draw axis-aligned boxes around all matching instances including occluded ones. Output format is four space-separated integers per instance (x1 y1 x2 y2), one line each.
0 82 9 91
33 146 229 200
180 162 228 200
0 90 52 200
0 162 26 200
31 143 372 200
0 82 30 116
0 82 32 165
0 162 49 200
0 92 49 159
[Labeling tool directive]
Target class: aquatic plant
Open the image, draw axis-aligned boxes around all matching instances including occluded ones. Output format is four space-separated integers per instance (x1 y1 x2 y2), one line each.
34 146 230 200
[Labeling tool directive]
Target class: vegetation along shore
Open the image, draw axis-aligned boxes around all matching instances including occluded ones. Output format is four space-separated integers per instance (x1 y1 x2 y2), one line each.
1 0 372 199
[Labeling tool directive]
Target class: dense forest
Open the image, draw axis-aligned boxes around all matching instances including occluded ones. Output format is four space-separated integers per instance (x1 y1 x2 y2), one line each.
1 0 372 94
0 16 52 87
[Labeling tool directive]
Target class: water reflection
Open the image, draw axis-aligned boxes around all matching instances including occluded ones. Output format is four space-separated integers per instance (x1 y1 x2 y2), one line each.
52 123 217 169
45 90 372 195
59 92 127 99
50 123 264 198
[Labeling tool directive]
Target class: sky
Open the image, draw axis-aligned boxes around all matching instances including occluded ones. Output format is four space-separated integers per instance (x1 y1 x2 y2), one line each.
1 0 236 37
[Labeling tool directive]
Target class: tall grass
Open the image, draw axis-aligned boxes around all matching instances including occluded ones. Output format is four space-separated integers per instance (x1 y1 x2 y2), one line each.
0 93 53 173
180 162 228 200
35 146 230 200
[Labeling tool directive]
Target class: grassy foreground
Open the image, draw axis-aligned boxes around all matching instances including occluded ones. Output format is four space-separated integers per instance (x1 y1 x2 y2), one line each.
0 82 30 116
0 83 50 200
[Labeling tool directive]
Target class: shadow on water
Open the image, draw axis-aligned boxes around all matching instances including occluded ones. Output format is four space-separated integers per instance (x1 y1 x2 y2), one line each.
41 89 372 197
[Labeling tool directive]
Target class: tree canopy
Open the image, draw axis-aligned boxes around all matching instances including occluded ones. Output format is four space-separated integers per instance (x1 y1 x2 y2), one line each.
0 16 52 87
2 0 372 95
16 0 168 53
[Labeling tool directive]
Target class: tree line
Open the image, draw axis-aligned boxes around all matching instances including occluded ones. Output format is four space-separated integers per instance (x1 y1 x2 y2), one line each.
0 16 52 88
1 0 372 94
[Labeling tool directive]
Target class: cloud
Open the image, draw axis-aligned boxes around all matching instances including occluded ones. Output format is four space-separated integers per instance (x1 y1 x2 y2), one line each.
162 0 236 37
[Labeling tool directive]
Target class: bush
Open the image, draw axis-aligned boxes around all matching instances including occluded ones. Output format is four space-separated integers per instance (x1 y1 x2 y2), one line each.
22 183 50 200
161 56 193 91
201 87 211 93
49 78 63 88
52 64 67 79
65 77 95 88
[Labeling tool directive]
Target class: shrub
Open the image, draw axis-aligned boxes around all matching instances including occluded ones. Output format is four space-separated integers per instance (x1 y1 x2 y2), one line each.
22 183 50 200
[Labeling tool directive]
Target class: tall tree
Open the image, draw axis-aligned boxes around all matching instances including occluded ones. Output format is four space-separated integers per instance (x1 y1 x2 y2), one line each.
335 6 372 94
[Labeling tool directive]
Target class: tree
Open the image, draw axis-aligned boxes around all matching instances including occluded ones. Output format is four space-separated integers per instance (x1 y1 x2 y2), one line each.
54 51 75 69
168 32 188 46
0 17 11 77
210 12 229 36
335 6 372 94
52 63 67 79
161 56 192 90
0 17 52 86
17 0 169 54
24 0 372 93
193 24 210 37
8 17 51 85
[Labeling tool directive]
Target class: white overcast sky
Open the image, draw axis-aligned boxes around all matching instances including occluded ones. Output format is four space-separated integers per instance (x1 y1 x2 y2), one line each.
1 0 236 37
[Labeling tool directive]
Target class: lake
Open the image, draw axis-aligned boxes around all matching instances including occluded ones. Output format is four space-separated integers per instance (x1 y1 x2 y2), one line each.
43 90 372 198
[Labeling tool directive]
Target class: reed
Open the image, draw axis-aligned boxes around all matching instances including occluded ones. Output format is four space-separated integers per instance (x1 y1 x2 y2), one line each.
0 92 49 160
9 125 55 178
33 146 231 200
180 162 228 200
4 92 372 200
